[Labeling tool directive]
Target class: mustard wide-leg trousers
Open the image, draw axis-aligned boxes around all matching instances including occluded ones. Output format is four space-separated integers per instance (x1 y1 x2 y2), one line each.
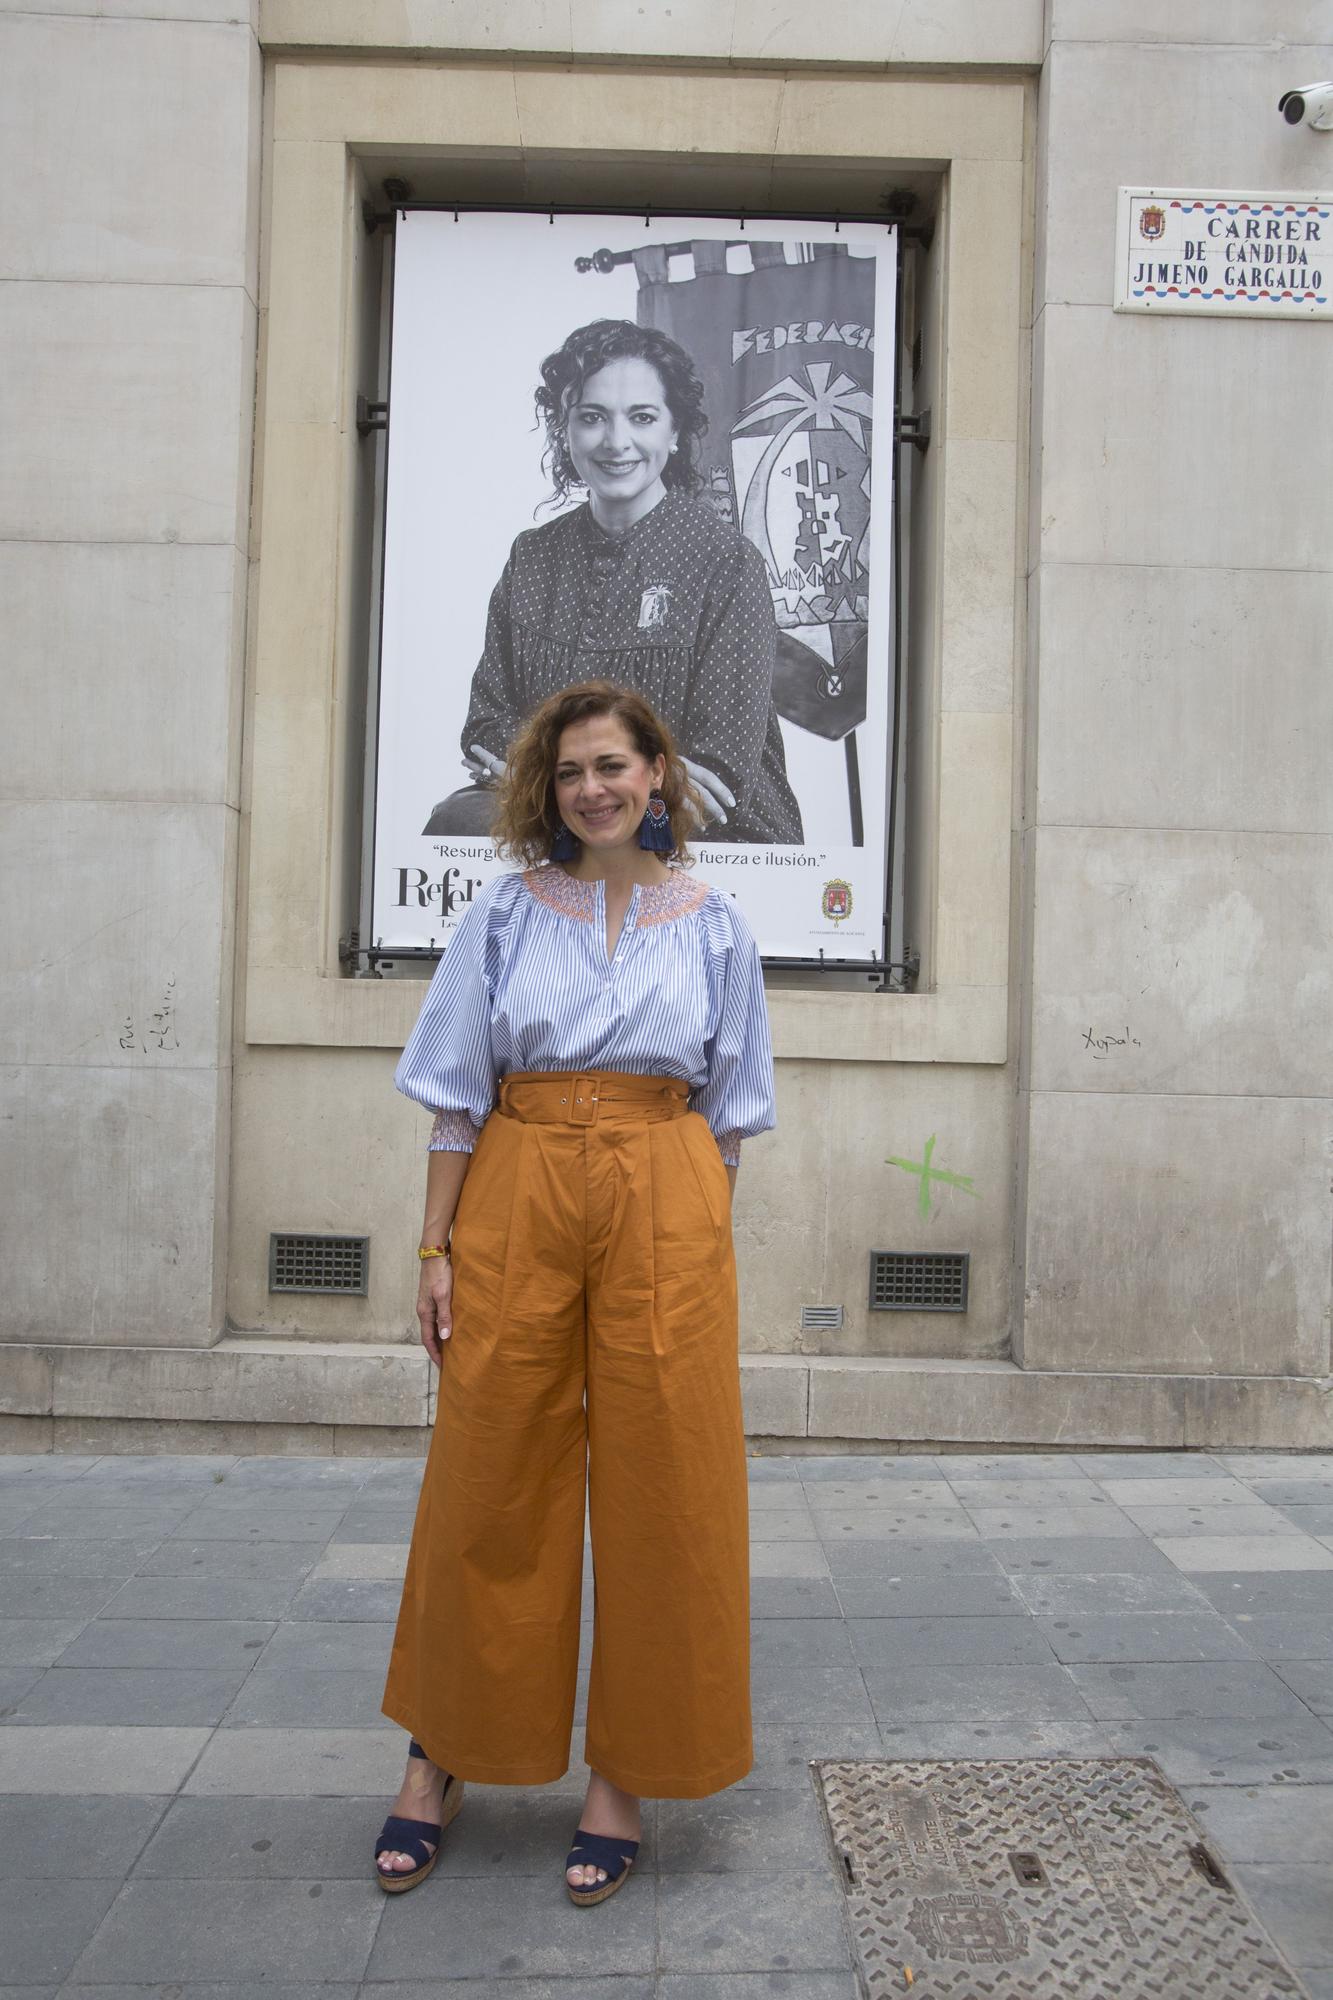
381 1071 753 1800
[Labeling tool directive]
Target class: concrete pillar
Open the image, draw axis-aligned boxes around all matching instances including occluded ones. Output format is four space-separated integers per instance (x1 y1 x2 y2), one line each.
1017 3 1333 1377
0 4 262 1348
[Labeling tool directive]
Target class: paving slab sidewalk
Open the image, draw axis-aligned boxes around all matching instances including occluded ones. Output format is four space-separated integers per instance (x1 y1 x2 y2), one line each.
1 1446 1332 1998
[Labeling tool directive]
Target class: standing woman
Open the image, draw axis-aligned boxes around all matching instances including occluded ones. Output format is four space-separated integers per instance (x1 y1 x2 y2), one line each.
376 679 776 1905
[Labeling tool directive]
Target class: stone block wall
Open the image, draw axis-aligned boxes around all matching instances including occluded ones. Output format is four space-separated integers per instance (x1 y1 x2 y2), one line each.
4 1 1330 1452
1017 3 1333 1377
0 4 262 1347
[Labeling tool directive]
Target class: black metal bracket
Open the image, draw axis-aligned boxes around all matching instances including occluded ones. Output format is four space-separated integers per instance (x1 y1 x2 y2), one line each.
364 197 910 234
363 178 414 234
895 408 931 453
356 393 388 436
340 936 438 976
342 929 920 992
774 949 920 994
362 197 934 256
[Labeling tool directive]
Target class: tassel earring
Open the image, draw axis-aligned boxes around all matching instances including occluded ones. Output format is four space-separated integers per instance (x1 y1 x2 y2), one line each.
638 791 673 852
550 822 580 861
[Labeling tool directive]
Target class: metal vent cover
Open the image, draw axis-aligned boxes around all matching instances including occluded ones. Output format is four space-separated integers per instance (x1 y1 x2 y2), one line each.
800 1303 845 1330
814 1756 1305 1998
269 1232 369 1296
869 1249 969 1312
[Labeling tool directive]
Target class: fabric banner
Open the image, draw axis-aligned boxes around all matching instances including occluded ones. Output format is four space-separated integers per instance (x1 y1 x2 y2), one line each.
635 242 874 767
370 210 897 961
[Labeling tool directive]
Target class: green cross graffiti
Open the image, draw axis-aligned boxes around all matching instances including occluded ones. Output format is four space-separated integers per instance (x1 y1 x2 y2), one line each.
885 1134 980 1217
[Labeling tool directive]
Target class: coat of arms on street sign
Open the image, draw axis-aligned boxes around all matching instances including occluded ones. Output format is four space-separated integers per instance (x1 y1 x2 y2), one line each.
1138 204 1166 239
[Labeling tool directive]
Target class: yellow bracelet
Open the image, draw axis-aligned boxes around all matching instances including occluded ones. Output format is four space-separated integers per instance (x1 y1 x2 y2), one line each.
418 1243 451 1260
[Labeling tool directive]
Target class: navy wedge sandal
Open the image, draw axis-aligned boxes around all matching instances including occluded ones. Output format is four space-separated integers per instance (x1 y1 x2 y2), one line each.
373 1738 464 1894
564 1827 641 1906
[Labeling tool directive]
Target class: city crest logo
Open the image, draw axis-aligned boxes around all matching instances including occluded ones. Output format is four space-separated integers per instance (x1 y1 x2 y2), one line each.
821 878 853 924
1138 204 1166 240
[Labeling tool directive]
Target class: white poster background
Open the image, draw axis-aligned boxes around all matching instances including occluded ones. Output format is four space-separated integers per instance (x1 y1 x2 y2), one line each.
372 210 897 959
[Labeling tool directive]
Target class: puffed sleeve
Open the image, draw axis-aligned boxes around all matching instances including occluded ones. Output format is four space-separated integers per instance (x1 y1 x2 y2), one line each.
691 894 777 1165
394 877 515 1153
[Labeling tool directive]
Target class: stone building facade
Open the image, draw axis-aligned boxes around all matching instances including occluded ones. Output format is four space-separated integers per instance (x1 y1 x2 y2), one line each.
2 2 1330 1453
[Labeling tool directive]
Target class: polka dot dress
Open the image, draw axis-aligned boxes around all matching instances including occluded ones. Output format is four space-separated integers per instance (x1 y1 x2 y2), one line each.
458 490 804 845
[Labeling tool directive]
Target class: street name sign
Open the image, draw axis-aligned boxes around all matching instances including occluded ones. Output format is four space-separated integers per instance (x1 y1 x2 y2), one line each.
1115 186 1332 318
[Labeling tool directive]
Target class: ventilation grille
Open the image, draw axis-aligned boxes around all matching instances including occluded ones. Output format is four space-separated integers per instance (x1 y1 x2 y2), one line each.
800 1303 845 1330
269 1233 370 1296
869 1251 969 1313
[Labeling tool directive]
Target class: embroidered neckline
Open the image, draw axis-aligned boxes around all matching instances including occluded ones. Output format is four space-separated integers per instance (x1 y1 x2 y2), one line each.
634 872 712 925
523 866 710 927
522 867 598 923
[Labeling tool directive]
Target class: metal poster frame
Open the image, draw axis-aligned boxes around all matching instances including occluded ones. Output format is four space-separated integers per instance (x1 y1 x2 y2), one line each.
353 203 915 986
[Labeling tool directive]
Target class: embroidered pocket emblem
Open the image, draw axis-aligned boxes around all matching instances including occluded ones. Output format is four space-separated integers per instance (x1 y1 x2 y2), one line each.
638 585 672 631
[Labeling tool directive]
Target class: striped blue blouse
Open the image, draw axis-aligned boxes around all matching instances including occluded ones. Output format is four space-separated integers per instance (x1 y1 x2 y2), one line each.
394 865 776 1165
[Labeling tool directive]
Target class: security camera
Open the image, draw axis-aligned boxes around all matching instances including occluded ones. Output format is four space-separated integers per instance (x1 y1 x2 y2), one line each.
1278 83 1333 129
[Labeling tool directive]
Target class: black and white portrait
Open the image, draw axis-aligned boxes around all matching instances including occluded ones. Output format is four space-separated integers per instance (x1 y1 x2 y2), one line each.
373 211 897 957
422 318 803 846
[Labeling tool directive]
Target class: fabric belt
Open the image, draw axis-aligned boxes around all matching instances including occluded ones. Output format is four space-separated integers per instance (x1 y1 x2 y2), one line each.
497 1070 690 1127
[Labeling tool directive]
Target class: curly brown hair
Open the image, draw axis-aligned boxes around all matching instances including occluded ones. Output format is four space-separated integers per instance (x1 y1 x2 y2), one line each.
492 681 705 869
534 320 709 510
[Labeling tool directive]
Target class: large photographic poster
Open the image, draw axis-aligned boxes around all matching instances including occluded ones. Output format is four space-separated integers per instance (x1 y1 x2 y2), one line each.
372 210 897 959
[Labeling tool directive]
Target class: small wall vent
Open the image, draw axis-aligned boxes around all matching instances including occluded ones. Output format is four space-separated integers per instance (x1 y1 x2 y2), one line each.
269 1232 370 1296
800 1303 844 1331
869 1250 969 1313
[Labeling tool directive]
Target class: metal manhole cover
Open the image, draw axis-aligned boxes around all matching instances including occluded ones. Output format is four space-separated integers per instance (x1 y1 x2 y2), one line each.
814 1757 1309 1999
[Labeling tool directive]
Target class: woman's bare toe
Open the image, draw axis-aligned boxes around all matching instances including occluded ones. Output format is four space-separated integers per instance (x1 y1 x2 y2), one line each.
379 1843 428 1872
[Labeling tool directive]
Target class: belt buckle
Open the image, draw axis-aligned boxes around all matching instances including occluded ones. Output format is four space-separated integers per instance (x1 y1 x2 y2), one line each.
567 1075 599 1124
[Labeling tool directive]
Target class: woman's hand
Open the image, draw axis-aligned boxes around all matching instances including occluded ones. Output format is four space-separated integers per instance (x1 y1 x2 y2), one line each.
681 757 736 827
465 744 506 782
416 1254 454 1368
